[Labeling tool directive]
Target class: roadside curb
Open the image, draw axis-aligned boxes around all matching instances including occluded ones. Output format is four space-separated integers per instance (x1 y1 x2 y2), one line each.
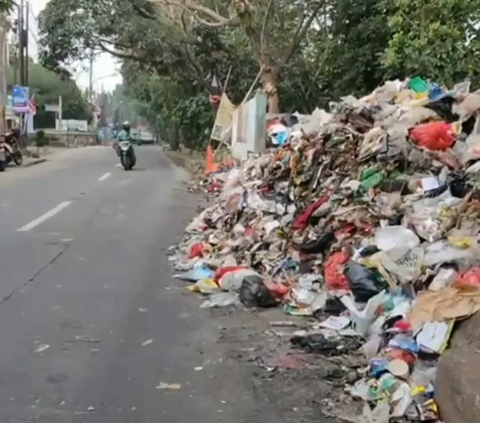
22 158 47 167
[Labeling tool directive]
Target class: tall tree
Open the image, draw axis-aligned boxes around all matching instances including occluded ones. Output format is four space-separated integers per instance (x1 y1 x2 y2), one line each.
150 0 327 112
382 0 480 86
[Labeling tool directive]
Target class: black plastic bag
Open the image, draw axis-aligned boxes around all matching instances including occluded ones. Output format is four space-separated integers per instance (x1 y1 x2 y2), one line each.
344 262 385 302
239 275 278 308
294 232 335 255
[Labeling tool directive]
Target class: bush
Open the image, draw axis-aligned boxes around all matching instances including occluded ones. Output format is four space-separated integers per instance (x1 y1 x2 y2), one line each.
36 130 46 147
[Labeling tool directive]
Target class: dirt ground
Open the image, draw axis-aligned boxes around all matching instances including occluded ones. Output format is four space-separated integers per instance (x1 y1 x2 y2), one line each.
165 150 362 423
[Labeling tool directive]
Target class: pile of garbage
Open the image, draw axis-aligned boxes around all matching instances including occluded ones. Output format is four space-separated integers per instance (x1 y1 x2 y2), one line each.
169 77 480 422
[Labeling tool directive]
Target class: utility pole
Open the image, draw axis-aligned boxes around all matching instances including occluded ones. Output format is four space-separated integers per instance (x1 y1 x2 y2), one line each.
24 0 29 86
89 52 93 104
18 0 24 86
58 95 62 130
0 14 9 133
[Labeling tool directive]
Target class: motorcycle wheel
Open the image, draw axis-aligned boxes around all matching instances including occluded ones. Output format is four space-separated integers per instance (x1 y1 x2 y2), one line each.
14 153 23 166
121 156 131 171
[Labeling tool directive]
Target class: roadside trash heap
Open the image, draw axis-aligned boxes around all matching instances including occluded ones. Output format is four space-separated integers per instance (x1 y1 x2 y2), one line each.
169 77 480 422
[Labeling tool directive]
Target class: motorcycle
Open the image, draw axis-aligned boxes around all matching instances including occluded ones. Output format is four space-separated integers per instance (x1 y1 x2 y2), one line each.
2 131 23 166
118 139 136 170
0 139 6 172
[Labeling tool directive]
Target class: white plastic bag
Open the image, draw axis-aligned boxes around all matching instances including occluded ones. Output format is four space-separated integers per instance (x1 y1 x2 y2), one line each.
375 226 420 260
220 168 245 199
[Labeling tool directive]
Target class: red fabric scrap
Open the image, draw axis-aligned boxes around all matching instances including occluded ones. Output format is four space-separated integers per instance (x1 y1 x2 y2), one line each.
292 193 331 231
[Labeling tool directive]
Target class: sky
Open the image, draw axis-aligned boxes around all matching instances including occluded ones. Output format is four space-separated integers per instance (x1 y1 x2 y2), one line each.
31 0 123 92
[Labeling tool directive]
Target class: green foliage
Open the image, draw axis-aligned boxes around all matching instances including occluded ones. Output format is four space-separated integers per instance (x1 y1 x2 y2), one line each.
37 0 480 148
382 0 480 86
0 0 13 13
35 130 47 147
173 94 213 149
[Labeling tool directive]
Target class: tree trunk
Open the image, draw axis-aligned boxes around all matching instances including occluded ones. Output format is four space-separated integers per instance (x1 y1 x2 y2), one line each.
260 66 280 114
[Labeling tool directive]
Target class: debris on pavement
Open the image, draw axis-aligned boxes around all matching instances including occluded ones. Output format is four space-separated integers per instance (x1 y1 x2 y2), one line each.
34 344 50 353
156 382 182 390
169 76 480 422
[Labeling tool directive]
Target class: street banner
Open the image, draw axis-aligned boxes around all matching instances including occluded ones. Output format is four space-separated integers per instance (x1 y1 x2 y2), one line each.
12 86 30 113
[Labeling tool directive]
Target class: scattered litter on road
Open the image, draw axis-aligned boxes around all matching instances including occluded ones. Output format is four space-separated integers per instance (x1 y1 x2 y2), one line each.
34 344 50 353
141 339 153 346
169 76 480 422
156 382 182 390
74 335 100 343
139 308 148 312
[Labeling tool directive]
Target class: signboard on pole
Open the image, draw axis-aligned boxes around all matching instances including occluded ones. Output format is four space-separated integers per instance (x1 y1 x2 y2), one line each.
210 93 235 143
12 86 30 113
45 104 60 113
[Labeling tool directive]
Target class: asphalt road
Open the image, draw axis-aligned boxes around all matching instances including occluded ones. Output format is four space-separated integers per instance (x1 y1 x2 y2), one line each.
0 146 263 423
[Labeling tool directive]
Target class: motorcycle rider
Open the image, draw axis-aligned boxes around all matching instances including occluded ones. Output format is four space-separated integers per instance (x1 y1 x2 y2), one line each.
114 121 136 163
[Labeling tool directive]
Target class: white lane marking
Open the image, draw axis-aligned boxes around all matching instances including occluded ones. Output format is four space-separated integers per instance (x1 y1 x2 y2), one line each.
98 172 111 181
17 201 72 232
115 163 121 168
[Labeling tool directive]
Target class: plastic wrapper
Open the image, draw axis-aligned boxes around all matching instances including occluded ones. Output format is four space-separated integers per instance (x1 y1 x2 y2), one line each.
424 240 478 268
200 292 240 309
407 191 464 242
218 269 260 291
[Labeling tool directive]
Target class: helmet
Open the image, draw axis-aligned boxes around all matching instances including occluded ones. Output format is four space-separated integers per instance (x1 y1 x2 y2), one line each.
122 121 131 131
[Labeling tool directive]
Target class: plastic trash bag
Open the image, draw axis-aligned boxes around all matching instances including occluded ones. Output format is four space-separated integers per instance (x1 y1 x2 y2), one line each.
344 262 386 302
218 268 260 291
375 226 420 261
239 275 278 308
325 252 350 291
220 168 245 199
410 121 456 151
341 291 391 337
173 265 215 282
424 239 478 268
187 278 219 294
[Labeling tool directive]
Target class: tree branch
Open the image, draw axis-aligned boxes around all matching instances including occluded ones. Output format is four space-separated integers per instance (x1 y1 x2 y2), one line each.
280 0 326 67
260 0 274 59
150 0 237 27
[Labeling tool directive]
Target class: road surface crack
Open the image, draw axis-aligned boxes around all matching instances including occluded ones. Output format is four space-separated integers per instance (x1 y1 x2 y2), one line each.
0 243 71 305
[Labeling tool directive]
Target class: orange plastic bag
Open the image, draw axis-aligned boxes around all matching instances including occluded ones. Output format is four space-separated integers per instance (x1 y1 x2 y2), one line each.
410 121 455 151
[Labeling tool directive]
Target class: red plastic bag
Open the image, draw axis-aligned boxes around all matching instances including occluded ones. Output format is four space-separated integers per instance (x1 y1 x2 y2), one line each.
457 267 480 288
188 242 204 259
410 121 455 151
324 252 350 290
214 266 249 283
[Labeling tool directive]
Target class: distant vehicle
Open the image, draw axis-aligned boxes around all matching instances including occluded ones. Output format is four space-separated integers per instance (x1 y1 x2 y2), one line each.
138 130 154 145
130 129 141 144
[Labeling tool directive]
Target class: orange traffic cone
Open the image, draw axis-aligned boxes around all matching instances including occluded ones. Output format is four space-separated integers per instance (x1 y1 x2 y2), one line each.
205 144 218 174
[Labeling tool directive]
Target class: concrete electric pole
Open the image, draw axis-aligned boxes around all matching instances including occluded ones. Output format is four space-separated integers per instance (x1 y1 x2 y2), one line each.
0 13 9 133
